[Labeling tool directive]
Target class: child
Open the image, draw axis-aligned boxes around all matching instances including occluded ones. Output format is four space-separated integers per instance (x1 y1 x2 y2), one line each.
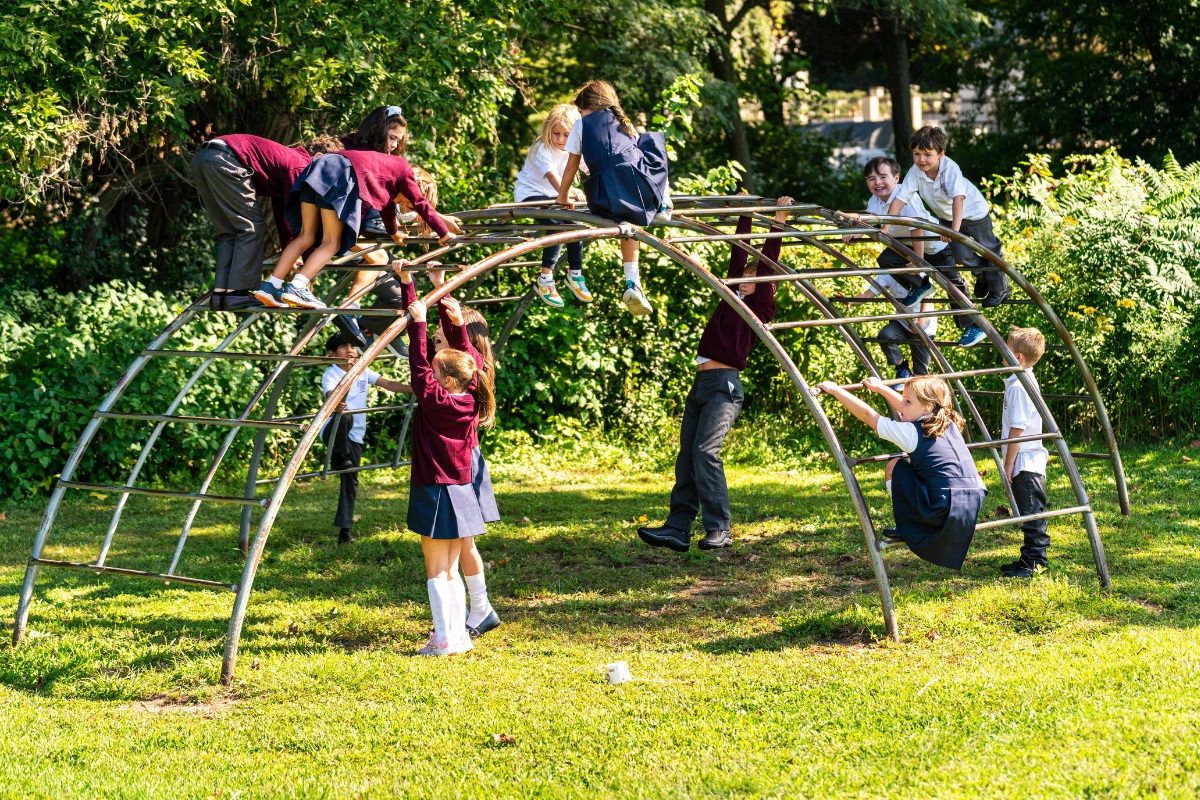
396 265 501 637
556 80 670 317
885 126 1010 348
253 149 460 310
344 105 409 156
815 375 987 570
404 295 497 655
999 326 1050 578
638 199 793 552
845 275 937 383
514 104 592 308
319 332 410 544
192 134 315 310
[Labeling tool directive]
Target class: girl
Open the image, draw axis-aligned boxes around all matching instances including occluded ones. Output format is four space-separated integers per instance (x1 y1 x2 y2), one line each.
253 140 460 310
815 375 986 570
396 265 501 637
344 105 409 156
404 293 497 655
513 104 592 308
556 80 669 317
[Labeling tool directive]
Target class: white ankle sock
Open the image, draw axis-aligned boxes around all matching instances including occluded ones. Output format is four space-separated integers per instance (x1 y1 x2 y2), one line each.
538 272 555 285
426 578 451 648
568 268 583 277
291 274 311 290
623 262 640 284
267 276 284 289
465 572 493 628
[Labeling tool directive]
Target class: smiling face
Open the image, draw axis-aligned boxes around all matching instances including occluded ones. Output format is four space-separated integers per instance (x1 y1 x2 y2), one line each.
865 166 900 199
432 325 448 353
897 384 935 422
912 146 944 178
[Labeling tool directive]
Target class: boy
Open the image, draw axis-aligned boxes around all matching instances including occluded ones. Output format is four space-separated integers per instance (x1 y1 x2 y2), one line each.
999 326 1050 578
885 126 1010 348
847 274 937 384
320 332 410 544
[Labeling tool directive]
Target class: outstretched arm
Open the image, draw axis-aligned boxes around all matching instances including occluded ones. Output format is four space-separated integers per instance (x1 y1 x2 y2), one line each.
557 154 582 207
862 375 904 412
813 381 883 432
374 376 411 393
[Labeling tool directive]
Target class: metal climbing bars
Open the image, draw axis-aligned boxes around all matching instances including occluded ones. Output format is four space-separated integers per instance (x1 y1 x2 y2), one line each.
12 195 1128 684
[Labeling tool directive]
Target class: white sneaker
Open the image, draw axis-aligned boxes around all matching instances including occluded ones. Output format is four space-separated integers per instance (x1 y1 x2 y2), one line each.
622 280 653 316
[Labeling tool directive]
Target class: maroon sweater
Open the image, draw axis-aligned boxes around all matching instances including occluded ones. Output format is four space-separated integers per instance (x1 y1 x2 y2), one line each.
696 216 783 370
407 320 478 485
220 134 311 246
339 149 449 238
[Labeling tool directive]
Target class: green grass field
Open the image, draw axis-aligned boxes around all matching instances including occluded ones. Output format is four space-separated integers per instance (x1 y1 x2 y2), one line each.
1 440 1198 798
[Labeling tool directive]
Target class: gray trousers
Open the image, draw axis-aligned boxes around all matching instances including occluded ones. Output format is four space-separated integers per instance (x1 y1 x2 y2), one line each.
878 320 932 373
191 142 267 304
666 369 744 534
938 214 1008 296
1013 470 1049 567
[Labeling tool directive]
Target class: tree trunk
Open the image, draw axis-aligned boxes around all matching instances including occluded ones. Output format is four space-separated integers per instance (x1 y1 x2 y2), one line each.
705 0 756 193
882 13 914 171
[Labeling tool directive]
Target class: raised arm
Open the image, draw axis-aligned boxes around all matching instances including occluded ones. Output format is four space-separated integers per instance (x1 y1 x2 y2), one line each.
813 381 883 432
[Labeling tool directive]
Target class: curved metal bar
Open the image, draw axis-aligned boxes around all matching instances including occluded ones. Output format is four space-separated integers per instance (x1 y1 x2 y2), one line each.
12 295 210 645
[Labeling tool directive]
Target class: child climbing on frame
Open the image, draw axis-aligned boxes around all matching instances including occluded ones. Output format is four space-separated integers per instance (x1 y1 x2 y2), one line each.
319 331 410 545
395 264 502 637
556 80 670 317
514 103 593 308
253 109 462 310
840 275 937 385
814 375 987 570
999 326 1051 579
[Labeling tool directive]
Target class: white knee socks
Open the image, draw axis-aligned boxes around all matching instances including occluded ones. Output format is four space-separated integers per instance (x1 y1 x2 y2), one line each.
426 578 451 649
465 572 493 628
449 575 472 652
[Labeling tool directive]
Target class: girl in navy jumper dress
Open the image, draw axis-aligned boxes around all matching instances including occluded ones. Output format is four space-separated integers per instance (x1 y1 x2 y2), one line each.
396 266 502 638
556 80 670 317
253 120 461 310
816 375 986 570
405 295 497 655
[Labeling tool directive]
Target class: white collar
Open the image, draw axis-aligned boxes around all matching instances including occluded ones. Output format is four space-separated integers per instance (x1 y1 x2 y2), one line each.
1004 368 1034 385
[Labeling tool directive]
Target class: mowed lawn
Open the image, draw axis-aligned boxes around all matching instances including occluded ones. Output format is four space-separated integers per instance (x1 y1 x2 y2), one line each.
1 442 1198 798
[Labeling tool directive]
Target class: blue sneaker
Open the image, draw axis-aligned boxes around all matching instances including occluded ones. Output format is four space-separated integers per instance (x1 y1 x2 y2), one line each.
622 280 653 316
252 281 286 308
900 278 935 307
892 366 913 392
281 281 323 309
333 313 368 348
958 325 987 347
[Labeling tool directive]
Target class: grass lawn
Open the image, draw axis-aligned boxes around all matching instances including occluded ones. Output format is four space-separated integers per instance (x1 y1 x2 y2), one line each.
1 440 1198 798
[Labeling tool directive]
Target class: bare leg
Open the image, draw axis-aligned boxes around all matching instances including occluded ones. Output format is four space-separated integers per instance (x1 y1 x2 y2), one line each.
349 247 388 299
296 207 344 280
270 202 320 280
620 238 638 264
461 538 484 577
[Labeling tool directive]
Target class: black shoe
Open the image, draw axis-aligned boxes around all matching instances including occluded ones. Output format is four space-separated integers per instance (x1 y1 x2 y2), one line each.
973 277 989 300
466 609 501 639
1003 564 1045 579
999 560 1025 574
338 527 354 545
222 294 259 311
333 313 369 349
698 530 732 550
877 527 904 549
637 525 691 553
980 281 1010 309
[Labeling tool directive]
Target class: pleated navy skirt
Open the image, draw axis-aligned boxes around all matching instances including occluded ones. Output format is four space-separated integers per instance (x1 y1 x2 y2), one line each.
890 460 986 570
285 153 362 256
583 132 670 226
472 446 500 523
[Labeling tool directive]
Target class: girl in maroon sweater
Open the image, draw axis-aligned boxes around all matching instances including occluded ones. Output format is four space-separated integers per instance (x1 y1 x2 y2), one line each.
404 295 497 655
253 145 462 310
638 198 793 553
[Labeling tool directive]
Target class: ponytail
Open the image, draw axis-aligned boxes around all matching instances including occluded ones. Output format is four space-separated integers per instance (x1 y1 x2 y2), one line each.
431 347 496 429
574 80 636 137
473 365 496 429
906 376 965 438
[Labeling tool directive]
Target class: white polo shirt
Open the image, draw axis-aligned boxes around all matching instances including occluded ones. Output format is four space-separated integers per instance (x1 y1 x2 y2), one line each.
514 142 570 201
320 364 380 444
865 274 938 337
894 156 990 222
867 188 948 254
1002 370 1049 476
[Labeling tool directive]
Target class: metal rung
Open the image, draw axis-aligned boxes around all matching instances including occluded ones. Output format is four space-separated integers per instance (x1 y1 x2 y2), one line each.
224 307 404 317
854 336 1067 352
273 403 411 423
97 411 304 430
770 308 975 329
667 227 877 244
1053 452 1113 461
832 296 1035 306
30 558 238 592
966 389 1092 401
465 295 525 306
258 459 413 485
825 365 1023 394
847 432 1064 466
974 505 1092 532
59 480 264 506
728 265 1001 284
672 203 821 216
142 350 395 364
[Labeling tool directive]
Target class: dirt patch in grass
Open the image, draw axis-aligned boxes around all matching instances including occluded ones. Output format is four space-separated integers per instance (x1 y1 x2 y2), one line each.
124 695 238 716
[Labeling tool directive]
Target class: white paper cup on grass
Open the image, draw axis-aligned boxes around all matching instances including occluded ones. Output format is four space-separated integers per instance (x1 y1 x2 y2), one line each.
606 661 632 685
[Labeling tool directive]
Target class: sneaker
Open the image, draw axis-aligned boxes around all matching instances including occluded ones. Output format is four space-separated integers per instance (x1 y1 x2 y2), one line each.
877 527 905 549
980 281 1011 309
900 278 935 308
1003 564 1045 579
252 281 287 308
564 272 593 302
466 609 501 639
333 314 368 349
637 525 690 553
282 281 323 309
652 199 673 224
973 277 989 300
338 527 354 545
999 559 1025 574
892 366 913 392
622 280 653 316
222 294 260 312
958 325 987 347
535 279 565 308
698 530 732 550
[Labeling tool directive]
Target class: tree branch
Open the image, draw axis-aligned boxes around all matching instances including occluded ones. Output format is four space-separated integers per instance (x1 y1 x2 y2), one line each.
727 0 771 32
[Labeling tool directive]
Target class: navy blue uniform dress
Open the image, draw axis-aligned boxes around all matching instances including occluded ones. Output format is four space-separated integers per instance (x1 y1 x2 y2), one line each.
285 153 362 256
579 109 669 226
890 423 987 570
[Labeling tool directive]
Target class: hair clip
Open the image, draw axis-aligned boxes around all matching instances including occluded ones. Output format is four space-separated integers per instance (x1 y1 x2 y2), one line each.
386 105 402 118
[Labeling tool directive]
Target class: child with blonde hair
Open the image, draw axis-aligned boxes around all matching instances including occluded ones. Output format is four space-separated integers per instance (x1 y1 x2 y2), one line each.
999 326 1050 578
816 374 987 570
514 104 592 308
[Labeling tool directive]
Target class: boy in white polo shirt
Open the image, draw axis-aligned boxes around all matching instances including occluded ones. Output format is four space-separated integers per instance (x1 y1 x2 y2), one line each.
999 326 1050 578
885 126 1010 349
321 332 410 544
